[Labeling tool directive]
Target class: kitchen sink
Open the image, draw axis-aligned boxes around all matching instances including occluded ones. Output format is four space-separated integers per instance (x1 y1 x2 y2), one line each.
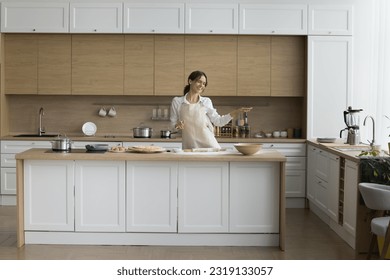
332 146 371 152
14 134 59 138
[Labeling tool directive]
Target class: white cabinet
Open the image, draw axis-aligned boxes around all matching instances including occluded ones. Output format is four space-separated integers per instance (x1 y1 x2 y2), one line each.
327 153 340 223
306 145 334 214
0 168 16 195
1 141 51 197
126 161 178 232
314 148 329 213
307 36 352 139
75 160 125 232
230 162 279 233
1 2 69 33
285 168 306 198
178 162 229 233
239 4 307 35
263 143 306 200
343 159 358 236
124 3 184 33
308 5 353 35
306 145 316 201
24 160 74 231
262 143 306 157
185 4 238 34
307 144 360 248
70 3 123 33
222 142 306 204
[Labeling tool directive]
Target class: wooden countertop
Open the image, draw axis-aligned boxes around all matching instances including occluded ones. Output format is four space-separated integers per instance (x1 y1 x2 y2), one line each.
16 148 286 162
3 134 306 143
307 139 372 163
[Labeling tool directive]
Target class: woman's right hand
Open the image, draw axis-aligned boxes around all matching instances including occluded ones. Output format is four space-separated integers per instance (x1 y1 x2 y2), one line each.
175 120 185 130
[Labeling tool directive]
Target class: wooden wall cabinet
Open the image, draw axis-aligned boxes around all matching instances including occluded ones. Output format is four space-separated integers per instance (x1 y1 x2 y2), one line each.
3 34 305 97
237 36 271 96
5 34 71 95
237 36 305 97
4 35 38 94
124 35 154 96
271 36 306 97
124 35 184 96
38 35 71 95
185 35 237 96
72 35 124 95
154 35 185 96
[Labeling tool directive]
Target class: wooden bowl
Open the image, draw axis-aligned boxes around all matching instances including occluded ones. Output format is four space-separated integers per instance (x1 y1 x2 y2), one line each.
234 143 262 155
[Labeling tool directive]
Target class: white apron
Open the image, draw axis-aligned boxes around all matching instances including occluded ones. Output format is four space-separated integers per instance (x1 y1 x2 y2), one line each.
180 102 221 149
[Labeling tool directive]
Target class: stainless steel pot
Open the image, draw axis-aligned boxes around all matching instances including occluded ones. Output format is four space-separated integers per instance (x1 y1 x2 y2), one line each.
160 130 177 139
133 127 153 138
51 136 72 151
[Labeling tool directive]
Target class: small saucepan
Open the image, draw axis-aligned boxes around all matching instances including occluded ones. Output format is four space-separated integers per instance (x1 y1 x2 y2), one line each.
160 130 177 139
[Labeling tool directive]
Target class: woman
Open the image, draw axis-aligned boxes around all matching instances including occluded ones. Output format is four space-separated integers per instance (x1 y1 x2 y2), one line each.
170 70 248 149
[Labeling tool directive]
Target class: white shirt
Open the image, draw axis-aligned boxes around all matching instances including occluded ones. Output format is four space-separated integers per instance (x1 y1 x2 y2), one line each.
170 94 232 129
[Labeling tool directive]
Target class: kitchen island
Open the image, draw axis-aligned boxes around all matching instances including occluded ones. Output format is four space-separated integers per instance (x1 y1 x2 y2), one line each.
15 148 286 250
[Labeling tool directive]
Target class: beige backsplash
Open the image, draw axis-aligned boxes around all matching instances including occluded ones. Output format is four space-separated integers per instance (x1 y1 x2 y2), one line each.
7 95 305 138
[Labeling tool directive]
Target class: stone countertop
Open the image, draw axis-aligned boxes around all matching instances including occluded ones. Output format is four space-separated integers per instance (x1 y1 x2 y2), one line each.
15 148 286 162
2 134 306 143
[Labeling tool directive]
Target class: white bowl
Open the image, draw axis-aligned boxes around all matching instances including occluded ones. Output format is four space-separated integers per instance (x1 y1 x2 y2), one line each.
234 143 262 155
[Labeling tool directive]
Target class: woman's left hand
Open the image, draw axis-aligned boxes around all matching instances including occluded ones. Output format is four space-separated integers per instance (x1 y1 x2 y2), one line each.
229 107 253 119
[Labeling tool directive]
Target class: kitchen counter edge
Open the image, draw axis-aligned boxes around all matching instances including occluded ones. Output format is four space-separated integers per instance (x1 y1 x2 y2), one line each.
15 148 286 162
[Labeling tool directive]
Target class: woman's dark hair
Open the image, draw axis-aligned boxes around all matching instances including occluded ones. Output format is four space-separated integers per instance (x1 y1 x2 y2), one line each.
183 70 208 95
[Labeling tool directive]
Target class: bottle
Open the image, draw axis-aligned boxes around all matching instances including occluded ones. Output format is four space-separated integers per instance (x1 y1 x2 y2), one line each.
243 112 250 137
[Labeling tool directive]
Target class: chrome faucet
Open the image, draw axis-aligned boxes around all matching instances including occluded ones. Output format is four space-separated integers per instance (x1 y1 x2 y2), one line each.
38 107 45 136
363 115 375 147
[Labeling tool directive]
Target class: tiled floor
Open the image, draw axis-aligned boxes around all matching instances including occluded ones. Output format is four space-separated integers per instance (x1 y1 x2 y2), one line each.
0 206 363 260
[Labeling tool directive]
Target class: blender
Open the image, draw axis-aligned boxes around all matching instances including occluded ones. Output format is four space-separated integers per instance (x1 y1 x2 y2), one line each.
340 106 363 145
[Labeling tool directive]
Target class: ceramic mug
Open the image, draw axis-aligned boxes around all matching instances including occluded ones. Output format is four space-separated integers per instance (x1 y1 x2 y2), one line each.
98 107 107 117
108 107 116 117
273 131 281 137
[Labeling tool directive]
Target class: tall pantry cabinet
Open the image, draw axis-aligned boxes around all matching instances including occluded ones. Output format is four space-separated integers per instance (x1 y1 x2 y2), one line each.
307 5 353 139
